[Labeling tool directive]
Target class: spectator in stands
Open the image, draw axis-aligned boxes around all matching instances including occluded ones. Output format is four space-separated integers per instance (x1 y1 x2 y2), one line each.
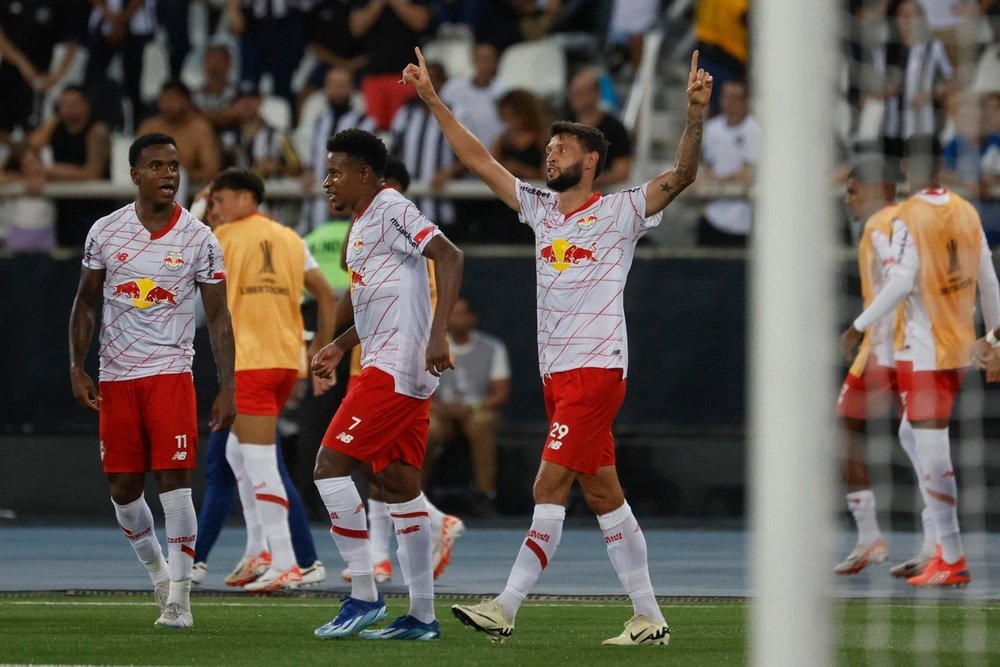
492 89 548 181
877 0 954 169
425 296 511 518
26 86 113 248
390 61 464 226
2 147 57 253
471 0 522 51
193 44 238 130
606 0 662 78
943 92 1000 241
0 0 84 136
84 0 159 129
226 0 307 110
565 68 633 188
301 66 377 230
694 0 749 115
300 0 367 113
349 0 432 129
157 0 192 79
697 79 759 247
138 80 221 186
219 86 301 178
441 42 508 150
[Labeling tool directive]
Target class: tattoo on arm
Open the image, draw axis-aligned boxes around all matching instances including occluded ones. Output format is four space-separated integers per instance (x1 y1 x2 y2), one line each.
660 115 704 202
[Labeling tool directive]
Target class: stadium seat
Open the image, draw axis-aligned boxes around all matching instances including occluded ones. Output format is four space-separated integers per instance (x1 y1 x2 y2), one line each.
110 134 135 184
260 95 292 132
422 35 474 81
972 44 1000 93
497 37 567 106
140 40 171 105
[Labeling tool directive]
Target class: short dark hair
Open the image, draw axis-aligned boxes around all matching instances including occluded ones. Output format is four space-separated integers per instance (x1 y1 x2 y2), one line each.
160 78 192 99
904 134 942 182
327 129 388 176
383 155 411 192
550 120 610 177
210 167 266 204
60 85 87 99
129 133 177 167
848 156 893 184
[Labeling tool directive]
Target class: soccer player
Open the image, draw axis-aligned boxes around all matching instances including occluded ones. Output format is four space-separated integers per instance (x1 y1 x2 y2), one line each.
834 159 900 575
335 156 465 586
209 167 337 592
310 128 463 641
402 48 712 645
69 133 235 628
842 135 1000 587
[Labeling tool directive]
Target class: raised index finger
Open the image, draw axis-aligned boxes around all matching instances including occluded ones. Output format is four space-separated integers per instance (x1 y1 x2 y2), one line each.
415 46 426 69
689 50 700 85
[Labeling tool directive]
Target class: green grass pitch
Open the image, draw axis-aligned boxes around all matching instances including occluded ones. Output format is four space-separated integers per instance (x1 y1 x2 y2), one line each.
0 594 997 665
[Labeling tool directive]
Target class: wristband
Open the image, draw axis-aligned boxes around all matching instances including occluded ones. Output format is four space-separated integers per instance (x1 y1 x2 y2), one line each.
988 329 1000 347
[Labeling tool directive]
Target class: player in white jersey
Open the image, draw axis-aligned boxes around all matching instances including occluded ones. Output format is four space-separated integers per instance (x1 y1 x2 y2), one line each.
309 129 464 641
403 48 711 646
69 133 236 628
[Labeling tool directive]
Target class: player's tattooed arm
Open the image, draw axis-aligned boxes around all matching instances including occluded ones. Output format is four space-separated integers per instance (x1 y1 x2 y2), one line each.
69 267 105 411
200 280 236 431
645 51 712 217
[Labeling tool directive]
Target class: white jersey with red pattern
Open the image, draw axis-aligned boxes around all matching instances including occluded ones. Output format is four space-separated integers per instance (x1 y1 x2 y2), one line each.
82 203 226 382
346 186 442 399
515 179 663 377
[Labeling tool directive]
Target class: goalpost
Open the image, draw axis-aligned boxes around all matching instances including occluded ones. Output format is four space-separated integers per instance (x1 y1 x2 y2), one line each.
750 0 837 665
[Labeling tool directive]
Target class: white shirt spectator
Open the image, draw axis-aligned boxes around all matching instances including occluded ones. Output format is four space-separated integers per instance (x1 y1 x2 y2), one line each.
441 76 507 150
702 114 760 236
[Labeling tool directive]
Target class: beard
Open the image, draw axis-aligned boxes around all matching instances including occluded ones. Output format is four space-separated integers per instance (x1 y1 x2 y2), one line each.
546 161 584 192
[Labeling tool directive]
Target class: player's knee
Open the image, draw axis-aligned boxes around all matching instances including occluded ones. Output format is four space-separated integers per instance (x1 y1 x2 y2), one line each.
582 488 625 516
531 476 570 505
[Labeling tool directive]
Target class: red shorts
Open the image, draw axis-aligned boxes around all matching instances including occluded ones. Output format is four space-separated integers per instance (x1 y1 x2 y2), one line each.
99 372 198 473
837 362 899 420
541 368 626 475
896 360 966 422
235 368 298 416
321 367 431 473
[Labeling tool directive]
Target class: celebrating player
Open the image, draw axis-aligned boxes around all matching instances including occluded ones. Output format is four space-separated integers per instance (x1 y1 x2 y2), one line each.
402 47 711 645
310 129 464 641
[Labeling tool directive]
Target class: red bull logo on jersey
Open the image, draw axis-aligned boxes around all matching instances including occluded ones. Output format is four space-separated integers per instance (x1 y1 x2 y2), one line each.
164 252 185 270
538 238 599 272
113 278 177 309
577 214 597 230
349 268 367 289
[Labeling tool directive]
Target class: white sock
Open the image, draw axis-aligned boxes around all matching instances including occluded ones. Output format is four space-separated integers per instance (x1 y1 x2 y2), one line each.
845 490 882 545
225 432 266 558
423 496 446 536
598 502 664 624
160 488 196 605
912 427 964 563
899 419 938 555
367 499 392 564
316 476 377 602
389 494 435 623
241 444 295 571
496 504 565 619
113 496 168 584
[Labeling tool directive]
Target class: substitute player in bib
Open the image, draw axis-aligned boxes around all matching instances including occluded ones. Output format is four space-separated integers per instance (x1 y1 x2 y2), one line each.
834 159 901 575
403 48 711 645
69 133 236 629
210 168 337 593
843 135 1000 587
310 129 464 641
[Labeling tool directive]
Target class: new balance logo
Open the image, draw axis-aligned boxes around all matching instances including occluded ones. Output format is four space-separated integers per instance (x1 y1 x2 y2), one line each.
171 451 188 461
547 440 563 450
335 432 354 444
